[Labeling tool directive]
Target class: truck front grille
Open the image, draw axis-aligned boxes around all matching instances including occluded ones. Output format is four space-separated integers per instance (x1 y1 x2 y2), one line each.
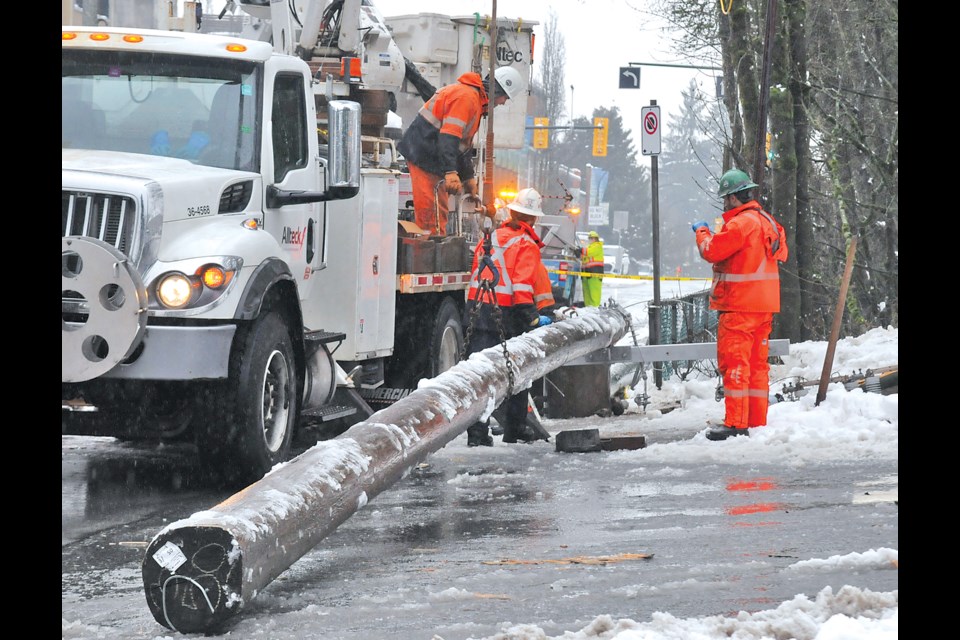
61 191 137 255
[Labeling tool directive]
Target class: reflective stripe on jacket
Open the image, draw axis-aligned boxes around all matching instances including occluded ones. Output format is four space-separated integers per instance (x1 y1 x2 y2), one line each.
396 72 487 180
694 200 789 312
582 240 604 274
534 263 556 311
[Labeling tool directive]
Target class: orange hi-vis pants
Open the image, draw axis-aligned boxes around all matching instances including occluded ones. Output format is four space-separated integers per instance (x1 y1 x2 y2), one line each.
408 163 449 236
717 311 774 429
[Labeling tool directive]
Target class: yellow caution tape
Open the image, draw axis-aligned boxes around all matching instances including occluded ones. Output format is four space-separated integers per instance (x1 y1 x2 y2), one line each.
544 268 711 282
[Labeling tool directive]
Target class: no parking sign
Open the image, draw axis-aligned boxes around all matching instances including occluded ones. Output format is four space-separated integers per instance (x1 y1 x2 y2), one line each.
641 105 661 156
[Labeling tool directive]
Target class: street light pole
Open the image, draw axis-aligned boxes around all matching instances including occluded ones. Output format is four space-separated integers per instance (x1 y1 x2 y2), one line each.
569 85 574 130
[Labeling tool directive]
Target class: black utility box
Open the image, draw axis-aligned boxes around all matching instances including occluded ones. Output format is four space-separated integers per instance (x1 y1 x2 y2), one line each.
397 236 435 274
435 236 471 272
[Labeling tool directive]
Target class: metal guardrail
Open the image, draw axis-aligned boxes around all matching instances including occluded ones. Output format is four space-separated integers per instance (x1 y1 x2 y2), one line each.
565 290 790 384
565 339 790 366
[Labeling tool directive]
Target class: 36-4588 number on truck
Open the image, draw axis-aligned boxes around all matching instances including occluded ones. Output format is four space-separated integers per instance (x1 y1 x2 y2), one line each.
187 205 212 217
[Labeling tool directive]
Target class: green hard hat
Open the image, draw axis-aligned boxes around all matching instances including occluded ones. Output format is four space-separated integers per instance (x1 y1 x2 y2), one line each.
717 169 758 197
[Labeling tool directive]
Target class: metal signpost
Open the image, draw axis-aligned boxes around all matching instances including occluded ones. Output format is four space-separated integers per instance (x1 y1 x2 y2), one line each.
641 102 663 388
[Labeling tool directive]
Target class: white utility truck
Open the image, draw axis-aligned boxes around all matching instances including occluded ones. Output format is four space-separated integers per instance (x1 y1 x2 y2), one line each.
62 0 535 484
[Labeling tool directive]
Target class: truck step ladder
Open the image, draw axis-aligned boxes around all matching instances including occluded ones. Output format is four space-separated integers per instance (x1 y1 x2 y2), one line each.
303 404 357 422
304 330 346 345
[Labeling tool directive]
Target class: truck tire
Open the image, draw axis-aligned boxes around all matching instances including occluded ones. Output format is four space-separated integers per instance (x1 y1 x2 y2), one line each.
428 297 464 378
201 311 299 485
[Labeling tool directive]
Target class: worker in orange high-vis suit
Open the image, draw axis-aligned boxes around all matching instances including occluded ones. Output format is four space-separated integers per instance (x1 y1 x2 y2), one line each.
397 67 524 236
464 188 552 447
692 169 788 441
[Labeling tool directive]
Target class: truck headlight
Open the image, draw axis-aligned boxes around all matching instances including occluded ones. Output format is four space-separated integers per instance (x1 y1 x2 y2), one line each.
157 273 194 309
151 261 239 311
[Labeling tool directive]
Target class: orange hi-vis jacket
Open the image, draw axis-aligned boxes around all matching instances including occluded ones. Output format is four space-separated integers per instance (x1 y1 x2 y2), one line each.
695 200 788 312
533 263 556 312
396 72 488 180
468 220 543 308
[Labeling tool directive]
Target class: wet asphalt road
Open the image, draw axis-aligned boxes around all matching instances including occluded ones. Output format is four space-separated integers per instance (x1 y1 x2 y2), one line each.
61 416 898 640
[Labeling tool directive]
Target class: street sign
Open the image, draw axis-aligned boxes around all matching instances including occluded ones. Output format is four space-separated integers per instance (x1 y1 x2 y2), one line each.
619 66 640 89
592 117 609 157
588 203 609 226
641 105 661 155
614 210 628 230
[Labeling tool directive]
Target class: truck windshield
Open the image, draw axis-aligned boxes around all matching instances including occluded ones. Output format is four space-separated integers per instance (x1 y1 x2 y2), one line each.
62 50 261 172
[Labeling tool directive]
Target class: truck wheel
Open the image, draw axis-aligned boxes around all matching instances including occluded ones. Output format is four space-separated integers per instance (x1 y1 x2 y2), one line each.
203 311 299 484
428 297 464 378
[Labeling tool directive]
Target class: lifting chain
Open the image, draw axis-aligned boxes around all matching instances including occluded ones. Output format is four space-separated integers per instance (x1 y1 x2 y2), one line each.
463 224 516 396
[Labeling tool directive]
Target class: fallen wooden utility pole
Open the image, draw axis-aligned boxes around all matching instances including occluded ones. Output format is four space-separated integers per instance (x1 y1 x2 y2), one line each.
816 235 858 406
141 306 631 634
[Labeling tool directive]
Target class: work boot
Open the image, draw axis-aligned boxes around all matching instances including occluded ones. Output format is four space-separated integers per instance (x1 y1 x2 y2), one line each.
468 434 494 447
503 424 545 444
467 424 493 447
705 425 750 441
501 424 521 444
467 423 493 447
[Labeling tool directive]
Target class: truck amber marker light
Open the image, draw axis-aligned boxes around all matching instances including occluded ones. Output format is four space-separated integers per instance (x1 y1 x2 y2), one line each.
226 43 248 53
62 32 77 40
200 266 228 289
123 35 144 43
89 33 111 41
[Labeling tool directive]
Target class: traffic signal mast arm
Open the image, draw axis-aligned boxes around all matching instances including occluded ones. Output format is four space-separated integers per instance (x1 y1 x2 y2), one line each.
526 123 605 130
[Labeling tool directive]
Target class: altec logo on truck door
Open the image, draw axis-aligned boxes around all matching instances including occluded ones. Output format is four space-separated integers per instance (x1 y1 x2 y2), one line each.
282 226 305 246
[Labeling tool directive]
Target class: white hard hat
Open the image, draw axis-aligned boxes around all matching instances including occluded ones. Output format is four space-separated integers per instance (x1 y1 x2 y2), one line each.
494 66 525 100
507 187 544 217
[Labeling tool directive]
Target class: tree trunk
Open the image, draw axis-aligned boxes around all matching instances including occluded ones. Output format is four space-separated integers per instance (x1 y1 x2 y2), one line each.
767 0 799 342
727 2 761 172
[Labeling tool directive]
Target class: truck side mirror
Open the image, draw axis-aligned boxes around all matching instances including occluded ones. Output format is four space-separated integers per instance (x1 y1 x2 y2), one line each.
266 100 361 207
326 100 361 198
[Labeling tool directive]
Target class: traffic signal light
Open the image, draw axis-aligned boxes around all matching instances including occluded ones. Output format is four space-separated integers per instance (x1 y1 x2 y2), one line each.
533 117 549 149
592 117 609 157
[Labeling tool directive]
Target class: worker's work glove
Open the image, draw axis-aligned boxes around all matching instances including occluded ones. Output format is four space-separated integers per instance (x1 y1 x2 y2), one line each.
150 130 171 156
177 131 210 160
516 303 539 328
691 221 709 232
463 178 478 196
480 203 499 218
444 172 462 194
536 315 553 327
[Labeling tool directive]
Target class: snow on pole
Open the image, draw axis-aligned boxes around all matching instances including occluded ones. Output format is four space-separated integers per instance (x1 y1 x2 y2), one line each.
141 306 631 633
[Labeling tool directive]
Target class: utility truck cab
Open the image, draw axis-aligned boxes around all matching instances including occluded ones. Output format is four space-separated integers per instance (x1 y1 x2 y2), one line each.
62 27 369 484
61 2 537 486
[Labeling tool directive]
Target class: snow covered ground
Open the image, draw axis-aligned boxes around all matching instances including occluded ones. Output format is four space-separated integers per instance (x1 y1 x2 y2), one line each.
62 277 897 640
